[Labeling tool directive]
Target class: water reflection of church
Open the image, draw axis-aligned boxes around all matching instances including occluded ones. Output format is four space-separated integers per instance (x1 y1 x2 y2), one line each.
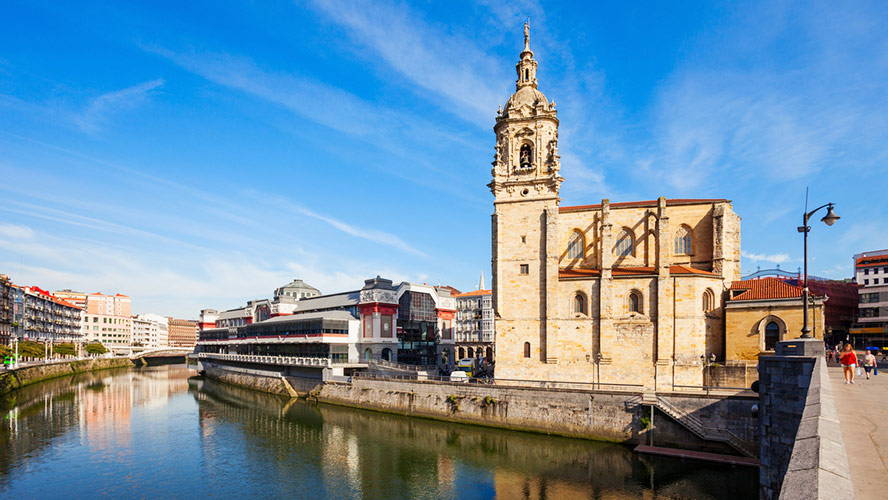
195 276 459 373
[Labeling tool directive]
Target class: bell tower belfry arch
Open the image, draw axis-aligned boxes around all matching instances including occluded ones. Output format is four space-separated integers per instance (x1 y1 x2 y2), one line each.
490 23 562 372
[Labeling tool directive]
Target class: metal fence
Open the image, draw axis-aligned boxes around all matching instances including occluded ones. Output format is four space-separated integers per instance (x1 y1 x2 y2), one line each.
351 371 645 392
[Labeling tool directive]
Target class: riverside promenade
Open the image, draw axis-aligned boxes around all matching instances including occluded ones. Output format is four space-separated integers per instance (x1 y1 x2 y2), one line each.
828 357 888 500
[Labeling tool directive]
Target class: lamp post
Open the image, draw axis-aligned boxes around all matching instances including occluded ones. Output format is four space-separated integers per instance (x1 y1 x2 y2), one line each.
798 201 839 339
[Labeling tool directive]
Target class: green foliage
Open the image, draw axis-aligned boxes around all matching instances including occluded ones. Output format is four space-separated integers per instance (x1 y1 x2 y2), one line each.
54 343 75 356
0 345 10 358
85 343 108 355
18 341 46 358
483 396 496 406
640 406 651 430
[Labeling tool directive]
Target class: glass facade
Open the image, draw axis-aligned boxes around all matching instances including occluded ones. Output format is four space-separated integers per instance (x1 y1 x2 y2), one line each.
397 319 437 366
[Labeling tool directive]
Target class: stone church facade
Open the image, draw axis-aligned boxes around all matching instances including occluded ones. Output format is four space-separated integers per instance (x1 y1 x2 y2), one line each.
491 26 742 390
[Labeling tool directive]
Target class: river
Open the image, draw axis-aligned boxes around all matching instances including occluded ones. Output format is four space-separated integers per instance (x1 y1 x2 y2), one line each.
0 364 756 499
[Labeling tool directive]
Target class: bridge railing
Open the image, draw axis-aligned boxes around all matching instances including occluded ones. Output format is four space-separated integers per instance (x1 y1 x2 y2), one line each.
196 352 356 368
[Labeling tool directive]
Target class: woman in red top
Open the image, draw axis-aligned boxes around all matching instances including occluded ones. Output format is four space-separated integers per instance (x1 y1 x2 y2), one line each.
840 343 858 384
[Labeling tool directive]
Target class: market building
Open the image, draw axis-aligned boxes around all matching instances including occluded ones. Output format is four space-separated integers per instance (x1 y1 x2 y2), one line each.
195 276 458 376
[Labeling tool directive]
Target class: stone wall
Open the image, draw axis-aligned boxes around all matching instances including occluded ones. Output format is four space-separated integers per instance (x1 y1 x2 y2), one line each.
0 358 134 397
758 338 853 499
708 361 759 388
316 377 757 454
201 361 323 398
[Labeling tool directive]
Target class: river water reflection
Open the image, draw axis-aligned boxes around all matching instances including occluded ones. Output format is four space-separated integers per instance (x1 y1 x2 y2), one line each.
0 365 756 499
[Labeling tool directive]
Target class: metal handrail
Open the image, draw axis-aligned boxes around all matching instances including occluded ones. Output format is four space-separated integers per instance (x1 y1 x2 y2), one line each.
351 371 645 392
197 352 359 367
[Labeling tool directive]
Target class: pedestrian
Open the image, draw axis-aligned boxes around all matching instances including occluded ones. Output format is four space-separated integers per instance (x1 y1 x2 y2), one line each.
863 350 877 380
827 350 834 363
840 344 858 384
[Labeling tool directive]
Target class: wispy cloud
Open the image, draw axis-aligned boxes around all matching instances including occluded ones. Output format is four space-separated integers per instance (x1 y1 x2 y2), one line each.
263 194 428 257
72 78 164 133
742 250 791 264
0 223 34 240
306 0 507 127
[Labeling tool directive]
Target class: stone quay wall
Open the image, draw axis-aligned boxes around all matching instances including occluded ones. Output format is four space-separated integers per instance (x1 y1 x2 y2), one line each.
758 339 854 500
201 361 323 398
0 358 134 397
316 377 757 453
200 360 758 453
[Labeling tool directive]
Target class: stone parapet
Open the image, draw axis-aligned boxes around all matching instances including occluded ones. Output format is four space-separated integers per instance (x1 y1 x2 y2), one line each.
758 338 853 499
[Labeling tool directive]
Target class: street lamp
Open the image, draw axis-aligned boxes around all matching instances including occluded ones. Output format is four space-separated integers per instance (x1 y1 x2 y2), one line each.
797 200 839 339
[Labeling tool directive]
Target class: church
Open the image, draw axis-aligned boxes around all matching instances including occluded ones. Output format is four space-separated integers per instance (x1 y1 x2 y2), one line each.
491 26 742 390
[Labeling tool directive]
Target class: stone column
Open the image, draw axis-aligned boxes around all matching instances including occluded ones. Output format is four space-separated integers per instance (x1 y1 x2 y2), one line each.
543 206 560 364
598 200 613 366
655 197 674 390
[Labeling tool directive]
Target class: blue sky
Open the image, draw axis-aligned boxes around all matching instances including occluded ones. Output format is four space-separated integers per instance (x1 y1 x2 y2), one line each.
1 0 886 319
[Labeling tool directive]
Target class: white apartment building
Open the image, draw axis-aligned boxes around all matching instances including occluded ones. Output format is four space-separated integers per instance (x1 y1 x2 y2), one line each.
454 288 494 362
854 250 888 339
82 313 132 348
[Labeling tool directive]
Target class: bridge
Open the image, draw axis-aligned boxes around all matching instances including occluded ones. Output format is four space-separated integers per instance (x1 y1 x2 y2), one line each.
130 347 194 359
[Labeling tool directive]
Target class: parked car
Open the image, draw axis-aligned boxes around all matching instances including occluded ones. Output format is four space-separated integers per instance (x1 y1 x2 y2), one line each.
450 370 469 383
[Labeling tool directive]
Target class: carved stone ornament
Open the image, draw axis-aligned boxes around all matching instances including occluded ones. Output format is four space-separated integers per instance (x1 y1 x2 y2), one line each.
359 289 397 304
514 127 535 138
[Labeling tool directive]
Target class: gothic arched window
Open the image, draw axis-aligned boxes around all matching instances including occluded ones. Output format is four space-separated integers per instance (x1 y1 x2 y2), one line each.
675 225 694 255
573 292 587 315
628 290 643 314
765 321 780 351
567 230 584 260
703 288 715 313
616 229 634 257
519 144 532 169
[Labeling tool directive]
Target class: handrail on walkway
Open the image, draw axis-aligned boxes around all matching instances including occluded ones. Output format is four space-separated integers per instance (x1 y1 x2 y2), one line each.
351 371 646 392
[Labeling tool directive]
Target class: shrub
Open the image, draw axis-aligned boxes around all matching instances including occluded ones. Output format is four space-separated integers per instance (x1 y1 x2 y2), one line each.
85 343 108 355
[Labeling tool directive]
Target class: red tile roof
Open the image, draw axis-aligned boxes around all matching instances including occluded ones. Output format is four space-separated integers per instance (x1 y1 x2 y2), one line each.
856 255 888 268
454 289 492 297
560 265 718 279
729 277 818 301
22 286 82 309
559 198 729 213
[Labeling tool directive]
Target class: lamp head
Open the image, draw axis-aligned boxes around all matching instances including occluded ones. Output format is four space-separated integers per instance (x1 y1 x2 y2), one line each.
821 203 840 226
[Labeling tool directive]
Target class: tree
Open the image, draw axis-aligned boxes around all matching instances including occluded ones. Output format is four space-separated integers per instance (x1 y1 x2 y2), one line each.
84 342 107 355
18 341 45 358
54 343 76 356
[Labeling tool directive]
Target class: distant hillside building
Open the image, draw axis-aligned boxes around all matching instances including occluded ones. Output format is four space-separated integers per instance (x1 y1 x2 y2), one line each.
852 250 888 346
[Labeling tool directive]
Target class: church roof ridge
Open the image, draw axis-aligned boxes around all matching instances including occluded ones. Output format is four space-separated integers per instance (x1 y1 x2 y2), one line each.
559 198 731 213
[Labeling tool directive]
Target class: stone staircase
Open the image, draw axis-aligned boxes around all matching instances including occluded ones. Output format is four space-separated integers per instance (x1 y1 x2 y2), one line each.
653 395 757 457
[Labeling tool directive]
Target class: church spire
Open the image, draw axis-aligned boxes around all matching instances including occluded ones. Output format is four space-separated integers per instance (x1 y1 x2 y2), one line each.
479 271 486 291
516 21 538 89
522 20 532 55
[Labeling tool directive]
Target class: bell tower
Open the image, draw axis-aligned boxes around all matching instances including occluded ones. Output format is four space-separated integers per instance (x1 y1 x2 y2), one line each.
490 23 563 372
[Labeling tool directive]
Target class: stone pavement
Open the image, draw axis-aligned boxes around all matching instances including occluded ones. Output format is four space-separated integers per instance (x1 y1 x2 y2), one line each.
827 357 888 500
